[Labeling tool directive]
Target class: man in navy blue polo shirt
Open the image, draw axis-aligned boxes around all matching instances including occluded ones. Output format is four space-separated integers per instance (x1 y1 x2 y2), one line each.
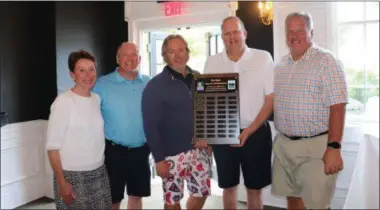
142 35 211 210
93 42 151 209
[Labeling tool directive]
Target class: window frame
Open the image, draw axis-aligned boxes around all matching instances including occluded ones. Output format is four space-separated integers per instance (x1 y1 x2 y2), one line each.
207 33 224 56
331 2 379 123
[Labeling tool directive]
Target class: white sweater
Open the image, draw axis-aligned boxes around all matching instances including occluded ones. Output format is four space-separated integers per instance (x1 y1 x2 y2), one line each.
46 90 105 171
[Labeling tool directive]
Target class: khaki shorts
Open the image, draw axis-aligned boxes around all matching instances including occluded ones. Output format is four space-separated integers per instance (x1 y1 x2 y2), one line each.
271 134 338 209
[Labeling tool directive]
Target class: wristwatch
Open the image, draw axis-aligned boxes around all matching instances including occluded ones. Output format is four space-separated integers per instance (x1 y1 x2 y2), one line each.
327 141 341 149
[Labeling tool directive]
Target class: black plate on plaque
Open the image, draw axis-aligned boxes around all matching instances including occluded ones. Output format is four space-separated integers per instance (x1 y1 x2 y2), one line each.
192 73 240 145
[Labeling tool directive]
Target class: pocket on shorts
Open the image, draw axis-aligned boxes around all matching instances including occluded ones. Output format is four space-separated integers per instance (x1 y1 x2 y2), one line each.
295 135 328 159
273 134 286 159
273 135 280 152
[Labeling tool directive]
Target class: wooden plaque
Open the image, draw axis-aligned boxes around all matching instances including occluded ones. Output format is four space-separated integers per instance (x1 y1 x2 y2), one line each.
192 73 240 145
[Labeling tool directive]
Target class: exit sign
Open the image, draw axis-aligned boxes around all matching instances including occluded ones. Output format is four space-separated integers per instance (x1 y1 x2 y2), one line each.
163 1 184 16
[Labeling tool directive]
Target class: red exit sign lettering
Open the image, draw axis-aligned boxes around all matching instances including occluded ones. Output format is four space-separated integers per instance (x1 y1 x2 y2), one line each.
164 2 184 16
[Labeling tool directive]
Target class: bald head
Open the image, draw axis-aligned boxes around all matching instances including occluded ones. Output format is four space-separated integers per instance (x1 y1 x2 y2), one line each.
221 16 247 53
116 42 139 60
221 16 246 33
116 42 141 72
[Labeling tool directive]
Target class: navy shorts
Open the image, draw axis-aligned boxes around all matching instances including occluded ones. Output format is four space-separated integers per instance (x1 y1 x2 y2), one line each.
104 140 151 204
212 121 272 190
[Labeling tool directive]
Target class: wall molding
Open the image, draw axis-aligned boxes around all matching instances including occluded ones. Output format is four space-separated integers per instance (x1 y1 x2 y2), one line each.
1 120 46 143
1 145 42 186
1 120 48 209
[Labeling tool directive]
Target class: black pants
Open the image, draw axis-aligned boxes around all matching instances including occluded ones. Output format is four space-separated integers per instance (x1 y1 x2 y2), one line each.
212 121 272 189
104 140 151 204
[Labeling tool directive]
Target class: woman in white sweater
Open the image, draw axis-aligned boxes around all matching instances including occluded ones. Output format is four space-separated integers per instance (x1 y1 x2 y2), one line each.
46 50 111 209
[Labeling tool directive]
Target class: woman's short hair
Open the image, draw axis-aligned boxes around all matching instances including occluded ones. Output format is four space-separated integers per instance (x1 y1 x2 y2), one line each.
68 50 95 72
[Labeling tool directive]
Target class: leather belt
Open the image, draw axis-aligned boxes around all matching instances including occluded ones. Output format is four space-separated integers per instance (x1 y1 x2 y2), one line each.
105 139 145 151
284 131 328 140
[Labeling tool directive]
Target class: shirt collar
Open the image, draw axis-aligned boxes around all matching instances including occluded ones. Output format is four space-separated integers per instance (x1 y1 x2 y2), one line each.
165 65 197 80
115 67 143 82
222 45 251 63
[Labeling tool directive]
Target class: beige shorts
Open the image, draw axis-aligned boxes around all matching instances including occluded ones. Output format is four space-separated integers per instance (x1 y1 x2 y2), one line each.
271 134 338 209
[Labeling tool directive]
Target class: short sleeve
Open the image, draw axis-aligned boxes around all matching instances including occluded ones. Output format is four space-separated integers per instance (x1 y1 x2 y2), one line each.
264 52 275 95
92 79 107 108
45 95 72 150
321 55 348 107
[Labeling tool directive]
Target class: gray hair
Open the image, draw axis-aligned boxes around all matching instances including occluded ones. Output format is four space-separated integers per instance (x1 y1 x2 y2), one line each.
221 16 247 33
285 12 314 30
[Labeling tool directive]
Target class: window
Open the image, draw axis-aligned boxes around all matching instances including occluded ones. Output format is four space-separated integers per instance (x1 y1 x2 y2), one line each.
208 33 224 56
335 2 379 122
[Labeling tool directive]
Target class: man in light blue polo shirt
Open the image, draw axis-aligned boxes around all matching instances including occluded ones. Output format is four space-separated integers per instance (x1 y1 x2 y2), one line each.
93 42 151 210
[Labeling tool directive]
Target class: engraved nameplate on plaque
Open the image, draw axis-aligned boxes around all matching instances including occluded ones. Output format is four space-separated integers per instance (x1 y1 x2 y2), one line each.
192 73 240 145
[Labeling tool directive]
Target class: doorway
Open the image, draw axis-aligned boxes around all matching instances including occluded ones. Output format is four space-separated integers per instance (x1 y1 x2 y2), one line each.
140 24 224 76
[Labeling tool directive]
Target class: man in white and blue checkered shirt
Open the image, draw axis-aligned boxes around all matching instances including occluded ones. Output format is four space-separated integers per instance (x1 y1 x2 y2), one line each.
272 12 348 210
